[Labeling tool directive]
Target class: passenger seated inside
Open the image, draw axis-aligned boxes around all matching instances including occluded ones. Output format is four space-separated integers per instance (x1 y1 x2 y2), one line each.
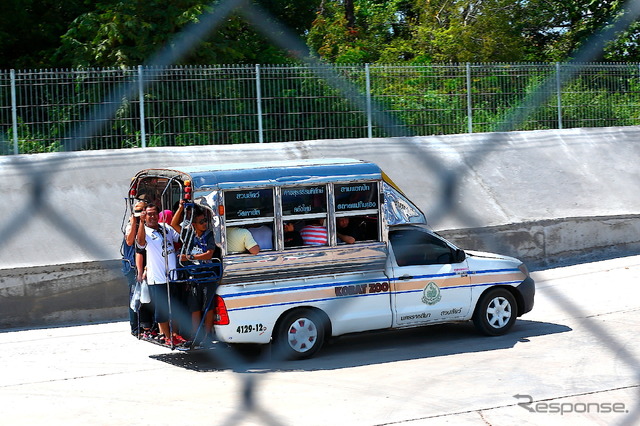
227 227 260 254
300 219 328 246
336 217 361 244
248 223 273 250
283 221 303 248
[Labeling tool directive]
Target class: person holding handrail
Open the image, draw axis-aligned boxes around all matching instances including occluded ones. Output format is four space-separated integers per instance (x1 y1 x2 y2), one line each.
172 201 220 344
136 204 188 347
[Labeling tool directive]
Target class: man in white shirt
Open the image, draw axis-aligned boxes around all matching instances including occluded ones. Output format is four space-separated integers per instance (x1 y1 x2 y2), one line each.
136 204 186 346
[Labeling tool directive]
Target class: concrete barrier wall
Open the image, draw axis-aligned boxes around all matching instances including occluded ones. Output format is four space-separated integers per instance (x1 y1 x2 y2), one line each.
0 261 125 329
440 214 640 265
1 126 639 328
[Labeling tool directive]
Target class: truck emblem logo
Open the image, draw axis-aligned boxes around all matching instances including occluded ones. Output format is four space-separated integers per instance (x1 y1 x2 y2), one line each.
422 282 442 305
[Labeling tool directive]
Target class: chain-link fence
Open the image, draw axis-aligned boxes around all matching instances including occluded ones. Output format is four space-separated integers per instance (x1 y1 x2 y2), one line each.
2 61 640 154
1 0 640 424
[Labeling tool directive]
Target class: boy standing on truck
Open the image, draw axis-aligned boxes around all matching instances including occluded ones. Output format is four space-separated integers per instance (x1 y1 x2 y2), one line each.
173 201 221 343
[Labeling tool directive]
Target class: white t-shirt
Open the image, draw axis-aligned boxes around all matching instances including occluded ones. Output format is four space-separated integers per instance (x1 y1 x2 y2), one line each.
140 223 180 285
248 225 273 250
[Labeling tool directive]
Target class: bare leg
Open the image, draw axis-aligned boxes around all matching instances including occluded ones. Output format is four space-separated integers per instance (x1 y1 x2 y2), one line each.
158 321 170 341
191 311 202 338
204 310 214 336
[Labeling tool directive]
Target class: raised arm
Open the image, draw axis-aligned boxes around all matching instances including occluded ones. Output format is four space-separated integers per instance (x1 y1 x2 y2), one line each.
136 210 147 248
170 199 184 233
125 214 138 247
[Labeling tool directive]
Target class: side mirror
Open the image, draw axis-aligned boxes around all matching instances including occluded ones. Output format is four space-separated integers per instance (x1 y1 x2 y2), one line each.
454 249 466 263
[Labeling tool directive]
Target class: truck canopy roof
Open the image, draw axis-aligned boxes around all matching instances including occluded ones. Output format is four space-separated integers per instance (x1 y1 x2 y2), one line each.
136 158 382 190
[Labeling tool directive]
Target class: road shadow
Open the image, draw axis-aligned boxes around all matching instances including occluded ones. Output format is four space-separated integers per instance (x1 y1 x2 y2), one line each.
149 319 571 372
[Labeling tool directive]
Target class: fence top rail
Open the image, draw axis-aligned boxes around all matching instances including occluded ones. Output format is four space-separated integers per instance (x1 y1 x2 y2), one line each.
3 62 640 74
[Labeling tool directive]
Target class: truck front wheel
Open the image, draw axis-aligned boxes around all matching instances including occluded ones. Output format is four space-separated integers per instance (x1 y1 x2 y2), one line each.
473 288 517 336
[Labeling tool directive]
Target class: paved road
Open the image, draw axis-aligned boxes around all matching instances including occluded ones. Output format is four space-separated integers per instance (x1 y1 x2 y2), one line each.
2 255 639 425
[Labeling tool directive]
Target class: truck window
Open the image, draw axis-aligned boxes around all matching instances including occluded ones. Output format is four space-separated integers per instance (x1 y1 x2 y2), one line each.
334 182 380 243
389 229 454 266
336 214 378 243
224 189 275 252
282 186 328 247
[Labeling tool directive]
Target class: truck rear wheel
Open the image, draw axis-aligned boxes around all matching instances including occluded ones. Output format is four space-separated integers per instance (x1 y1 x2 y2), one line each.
274 309 325 360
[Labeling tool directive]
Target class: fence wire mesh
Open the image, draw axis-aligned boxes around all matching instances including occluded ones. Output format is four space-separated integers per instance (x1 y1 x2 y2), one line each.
3 61 640 154
1 0 640 424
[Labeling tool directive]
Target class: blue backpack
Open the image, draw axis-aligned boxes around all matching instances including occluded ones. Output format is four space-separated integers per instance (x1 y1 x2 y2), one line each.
121 239 136 275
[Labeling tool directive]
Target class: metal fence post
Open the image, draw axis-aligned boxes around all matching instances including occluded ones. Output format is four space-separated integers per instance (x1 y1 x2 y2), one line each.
10 69 18 155
138 65 147 148
256 64 264 143
365 63 372 139
466 62 473 133
556 62 563 130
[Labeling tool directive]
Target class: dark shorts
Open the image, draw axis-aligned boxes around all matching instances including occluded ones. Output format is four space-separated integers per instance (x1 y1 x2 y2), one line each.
180 282 217 313
182 283 202 313
200 282 217 312
149 282 170 323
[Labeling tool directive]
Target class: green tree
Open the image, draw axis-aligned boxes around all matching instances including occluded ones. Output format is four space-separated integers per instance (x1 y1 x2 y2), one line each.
517 0 635 61
56 0 322 67
307 0 530 63
603 21 640 60
307 0 414 63
410 0 528 62
306 0 640 64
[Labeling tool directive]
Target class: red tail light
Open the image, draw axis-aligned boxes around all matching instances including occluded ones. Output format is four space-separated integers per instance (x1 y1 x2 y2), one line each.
214 295 229 325
183 180 192 200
